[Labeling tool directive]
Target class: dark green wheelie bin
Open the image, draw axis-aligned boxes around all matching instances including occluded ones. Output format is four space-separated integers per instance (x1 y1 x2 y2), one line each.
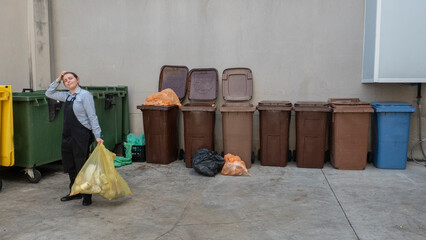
13 90 64 182
81 86 129 151
12 86 130 183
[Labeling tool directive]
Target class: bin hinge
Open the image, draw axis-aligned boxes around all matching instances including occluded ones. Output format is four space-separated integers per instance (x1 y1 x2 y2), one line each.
48 99 63 121
105 93 115 110
22 88 34 92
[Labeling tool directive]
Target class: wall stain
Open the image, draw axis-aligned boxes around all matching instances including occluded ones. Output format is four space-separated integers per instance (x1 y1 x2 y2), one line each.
37 40 44 53
35 20 46 36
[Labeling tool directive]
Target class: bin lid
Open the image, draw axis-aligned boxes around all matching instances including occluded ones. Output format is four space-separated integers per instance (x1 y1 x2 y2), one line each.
257 101 292 111
328 98 363 105
187 68 218 102
181 103 216 112
371 102 416 113
159 65 188 102
137 104 178 111
220 103 256 112
12 91 49 102
293 101 331 112
222 68 253 101
328 98 373 113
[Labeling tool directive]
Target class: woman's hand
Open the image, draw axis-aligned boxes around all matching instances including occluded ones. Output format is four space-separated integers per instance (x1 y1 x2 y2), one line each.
96 138 104 144
56 71 67 83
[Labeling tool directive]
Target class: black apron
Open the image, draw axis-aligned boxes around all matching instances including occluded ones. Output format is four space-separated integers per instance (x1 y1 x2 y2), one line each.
61 95 94 174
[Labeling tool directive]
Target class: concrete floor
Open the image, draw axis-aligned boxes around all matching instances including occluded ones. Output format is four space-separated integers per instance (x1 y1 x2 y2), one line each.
1 160 426 240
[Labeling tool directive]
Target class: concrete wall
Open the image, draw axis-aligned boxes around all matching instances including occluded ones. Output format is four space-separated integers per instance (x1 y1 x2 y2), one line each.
0 0 31 91
1 0 424 155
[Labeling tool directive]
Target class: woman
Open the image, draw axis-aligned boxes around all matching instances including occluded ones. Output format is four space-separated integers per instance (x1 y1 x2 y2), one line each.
46 71 104 206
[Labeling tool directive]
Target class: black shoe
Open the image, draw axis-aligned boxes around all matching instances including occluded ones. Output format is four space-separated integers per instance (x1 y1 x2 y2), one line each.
82 198 92 206
61 194 82 202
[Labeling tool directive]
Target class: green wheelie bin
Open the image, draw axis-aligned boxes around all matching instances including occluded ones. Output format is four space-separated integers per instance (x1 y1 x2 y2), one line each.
13 89 64 182
81 86 129 151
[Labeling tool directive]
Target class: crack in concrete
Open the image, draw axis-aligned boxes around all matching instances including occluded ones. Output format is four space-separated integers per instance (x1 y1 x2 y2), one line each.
321 169 360 240
154 192 197 240
176 219 262 227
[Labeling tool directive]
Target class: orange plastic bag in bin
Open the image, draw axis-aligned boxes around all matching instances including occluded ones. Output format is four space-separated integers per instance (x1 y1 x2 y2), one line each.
221 154 250 176
70 144 132 200
144 88 181 107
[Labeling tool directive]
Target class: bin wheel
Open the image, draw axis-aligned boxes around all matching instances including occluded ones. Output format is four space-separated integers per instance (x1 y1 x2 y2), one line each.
251 151 255 164
367 151 372 163
178 149 185 160
325 150 331 163
24 168 42 183
258 149 261 162
287 150 292 162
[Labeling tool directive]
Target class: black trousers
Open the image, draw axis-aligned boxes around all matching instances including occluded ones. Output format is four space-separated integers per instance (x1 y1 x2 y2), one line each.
62 139 92 201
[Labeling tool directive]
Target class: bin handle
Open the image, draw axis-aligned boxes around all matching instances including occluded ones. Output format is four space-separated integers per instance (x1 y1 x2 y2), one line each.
22 88 34 92
93 92 105 99
33 98 48 107
328 98 360 103
0 92 9 100
222 73 253 81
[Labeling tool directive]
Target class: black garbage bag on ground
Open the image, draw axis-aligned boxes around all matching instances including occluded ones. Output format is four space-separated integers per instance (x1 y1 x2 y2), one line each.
192 149 225 177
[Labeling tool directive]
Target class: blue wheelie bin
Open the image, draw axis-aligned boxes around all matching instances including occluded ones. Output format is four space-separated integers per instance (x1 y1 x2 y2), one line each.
371 102 416 169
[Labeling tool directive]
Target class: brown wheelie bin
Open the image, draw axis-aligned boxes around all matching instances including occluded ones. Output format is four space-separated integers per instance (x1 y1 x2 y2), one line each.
137 65 188 164
181 68 218 168
328 98 373 170
294 101 331 168
220 68 256 168
257 101 292 167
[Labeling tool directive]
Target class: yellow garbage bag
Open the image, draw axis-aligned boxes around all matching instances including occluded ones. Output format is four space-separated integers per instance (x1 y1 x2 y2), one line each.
70 144 132 200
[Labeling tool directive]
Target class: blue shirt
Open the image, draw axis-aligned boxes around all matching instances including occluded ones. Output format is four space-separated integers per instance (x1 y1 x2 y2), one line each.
45 81 102 138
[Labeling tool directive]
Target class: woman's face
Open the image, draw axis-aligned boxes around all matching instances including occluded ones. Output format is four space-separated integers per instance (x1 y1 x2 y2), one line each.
63 73 79 91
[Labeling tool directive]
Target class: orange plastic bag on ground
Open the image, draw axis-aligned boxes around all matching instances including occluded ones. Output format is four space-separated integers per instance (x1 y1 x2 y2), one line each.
70 144 132 200
144 88 181 107
221 154 250 176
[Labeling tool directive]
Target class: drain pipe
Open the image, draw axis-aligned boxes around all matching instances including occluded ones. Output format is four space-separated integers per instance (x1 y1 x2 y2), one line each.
417 83 422 104
416 83 426 158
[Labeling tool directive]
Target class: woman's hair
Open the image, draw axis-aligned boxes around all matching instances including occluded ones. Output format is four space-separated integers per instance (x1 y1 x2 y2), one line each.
64 72 79 79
